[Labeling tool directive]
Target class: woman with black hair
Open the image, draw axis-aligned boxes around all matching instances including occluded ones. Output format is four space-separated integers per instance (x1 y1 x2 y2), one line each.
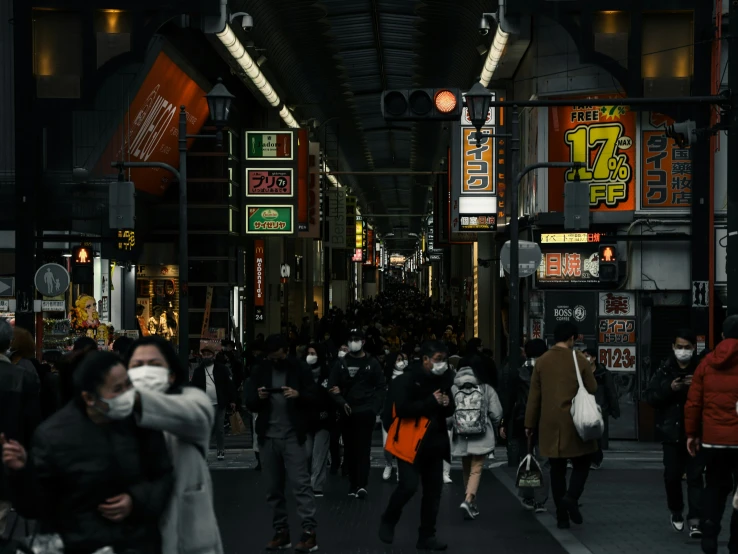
381 352 408 482
2 350 173 554
126 336 224 554
304 343 335 497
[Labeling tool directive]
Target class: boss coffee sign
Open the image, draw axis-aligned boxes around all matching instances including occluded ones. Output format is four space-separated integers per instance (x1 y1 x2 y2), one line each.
544 291 597 338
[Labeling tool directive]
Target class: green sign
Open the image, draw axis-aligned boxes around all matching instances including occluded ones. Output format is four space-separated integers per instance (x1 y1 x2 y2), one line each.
246 206 294 235
245 131 294 161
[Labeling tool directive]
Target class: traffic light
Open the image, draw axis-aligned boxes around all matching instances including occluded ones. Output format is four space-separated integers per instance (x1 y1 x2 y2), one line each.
73 246 93 266
381 88 462 121
598 244 618 282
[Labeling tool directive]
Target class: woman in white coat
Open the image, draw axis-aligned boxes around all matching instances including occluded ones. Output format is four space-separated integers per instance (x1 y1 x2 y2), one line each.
450 359 503 521
126 336 224 554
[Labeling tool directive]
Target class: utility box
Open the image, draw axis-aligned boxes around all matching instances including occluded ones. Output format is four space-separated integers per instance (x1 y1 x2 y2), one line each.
564 181 590 231
109 181 135 229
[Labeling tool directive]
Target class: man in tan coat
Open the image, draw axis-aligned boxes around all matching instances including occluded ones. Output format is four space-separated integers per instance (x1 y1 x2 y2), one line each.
525 321 598 529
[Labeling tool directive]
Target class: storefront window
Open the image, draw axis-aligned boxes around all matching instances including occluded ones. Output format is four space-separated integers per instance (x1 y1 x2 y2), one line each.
135 265 180 345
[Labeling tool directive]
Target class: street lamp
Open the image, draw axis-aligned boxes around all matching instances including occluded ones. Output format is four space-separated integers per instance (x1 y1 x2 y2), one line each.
112 78 234 371
465 81 493 146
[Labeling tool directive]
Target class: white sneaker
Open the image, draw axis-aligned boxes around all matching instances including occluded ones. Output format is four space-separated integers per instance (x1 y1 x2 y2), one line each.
443 472 453 484
382 465 392 481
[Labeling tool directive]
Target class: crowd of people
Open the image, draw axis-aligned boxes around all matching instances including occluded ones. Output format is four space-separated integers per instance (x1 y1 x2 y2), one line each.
0 286 736 554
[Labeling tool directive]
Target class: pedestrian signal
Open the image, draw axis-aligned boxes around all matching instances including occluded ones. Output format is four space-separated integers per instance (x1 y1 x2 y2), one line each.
73 246 92 265
598 244 618 282
381 89 462 121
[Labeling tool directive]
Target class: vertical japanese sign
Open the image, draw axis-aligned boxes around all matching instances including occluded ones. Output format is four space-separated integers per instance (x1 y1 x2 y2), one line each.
201 286 214 339
598 292 637 372
641 113 692 210
254 240 265 323
296 129 310 231
330 188 347 248
346 196 357 249
299 141 321 239
548 97 637 212
362 221 368 262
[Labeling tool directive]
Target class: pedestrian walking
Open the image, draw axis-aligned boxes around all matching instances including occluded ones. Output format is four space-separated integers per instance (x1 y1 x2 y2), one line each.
685 315 738 554
190 347 236 461
583 347 620 469
524 322 598 529
126 336 224 554
381 352 408 481
379 341 455 551
304 343 335 497
450 358 503 520
645 328 705 537
245 334 320 552
328 329 386 499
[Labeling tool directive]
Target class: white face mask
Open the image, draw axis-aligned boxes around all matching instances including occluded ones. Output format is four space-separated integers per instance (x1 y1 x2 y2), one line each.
99 388 136 420
348 341 363 353
306 354 318 365
674 348 694 363
338 351 347 358
384 349 390 355
431 361 448 376
395 360 407 370
129 365 170 393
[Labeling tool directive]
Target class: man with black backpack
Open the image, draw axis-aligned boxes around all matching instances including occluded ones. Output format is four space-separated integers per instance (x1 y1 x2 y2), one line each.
328 328 386 499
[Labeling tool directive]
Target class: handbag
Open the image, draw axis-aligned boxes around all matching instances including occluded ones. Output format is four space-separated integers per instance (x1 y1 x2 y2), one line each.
570 350 604 442
515 436 544 489
229 412 247 436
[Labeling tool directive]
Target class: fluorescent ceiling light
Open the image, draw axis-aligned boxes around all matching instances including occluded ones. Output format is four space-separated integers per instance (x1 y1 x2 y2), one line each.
480 26 510 87
216 23 342 189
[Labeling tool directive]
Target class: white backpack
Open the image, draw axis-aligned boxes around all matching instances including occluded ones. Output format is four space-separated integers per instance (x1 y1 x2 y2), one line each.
453 385 487 436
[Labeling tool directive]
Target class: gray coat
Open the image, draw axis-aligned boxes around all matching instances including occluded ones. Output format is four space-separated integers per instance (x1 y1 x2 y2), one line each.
137 387 224 554
450 368 503 457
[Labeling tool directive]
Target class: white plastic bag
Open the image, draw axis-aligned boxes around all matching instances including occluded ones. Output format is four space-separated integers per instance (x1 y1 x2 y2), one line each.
733 488 738 511
570 350 604 442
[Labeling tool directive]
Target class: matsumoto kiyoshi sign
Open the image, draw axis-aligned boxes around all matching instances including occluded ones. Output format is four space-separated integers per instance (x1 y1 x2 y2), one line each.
246 206 294 235
544 291 597 337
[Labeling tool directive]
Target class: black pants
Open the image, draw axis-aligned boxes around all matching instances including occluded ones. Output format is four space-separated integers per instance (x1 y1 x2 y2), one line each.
591 418 609 466
382 455 444 539
663 440 704 521
549 455 591 515
329 423 342 469
341 410 375 489
701 448 738 551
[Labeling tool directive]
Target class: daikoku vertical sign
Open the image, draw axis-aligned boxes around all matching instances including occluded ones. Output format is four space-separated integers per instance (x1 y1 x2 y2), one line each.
548 96 637 212
641 113 692 210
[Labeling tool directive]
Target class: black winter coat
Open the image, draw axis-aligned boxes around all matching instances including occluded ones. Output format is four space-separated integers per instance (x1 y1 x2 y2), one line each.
328 353 386 415
383 363 456 462
244 357 319 446
308 363 338 432
191 362 235 409
644 355 699 442
11 402 173 554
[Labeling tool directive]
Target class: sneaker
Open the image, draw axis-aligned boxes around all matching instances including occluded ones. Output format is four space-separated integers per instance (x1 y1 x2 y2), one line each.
590 462 601 470
347 488 357 497
382 465 392 481
671 513 685 532
356 487 368 499
561 496 583 525
688 524 702 539
460 500 476 520
378 519 395 545
521 498 536 511
566 460 573 469
443 472 453 484
294 530 318 553
556 508 570 529
470 502 480 517
416 536 448 551
266 529 291 551
314 490 324 498
217 450 225 461
534 502 546 514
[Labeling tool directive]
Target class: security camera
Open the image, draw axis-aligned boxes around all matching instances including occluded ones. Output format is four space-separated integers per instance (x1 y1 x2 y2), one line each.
479 15 491 36
230 12 253 32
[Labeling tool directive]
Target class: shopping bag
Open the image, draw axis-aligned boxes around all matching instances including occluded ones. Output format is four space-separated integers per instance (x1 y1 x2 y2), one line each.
733 487 738 510
516 454 544 489
570 350 604 442
229 412 247 436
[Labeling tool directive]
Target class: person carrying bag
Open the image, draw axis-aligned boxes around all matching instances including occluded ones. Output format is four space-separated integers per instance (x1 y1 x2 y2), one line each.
570 350 604 442
516 436 544 490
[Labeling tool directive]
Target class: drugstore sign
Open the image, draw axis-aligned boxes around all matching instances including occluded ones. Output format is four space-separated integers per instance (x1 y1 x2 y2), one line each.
548 96 637 212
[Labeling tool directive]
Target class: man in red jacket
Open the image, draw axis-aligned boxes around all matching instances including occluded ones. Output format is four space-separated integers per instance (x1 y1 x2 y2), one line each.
685 315 738 554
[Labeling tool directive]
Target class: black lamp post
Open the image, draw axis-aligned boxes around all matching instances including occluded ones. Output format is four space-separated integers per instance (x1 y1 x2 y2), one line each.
465 81 493 146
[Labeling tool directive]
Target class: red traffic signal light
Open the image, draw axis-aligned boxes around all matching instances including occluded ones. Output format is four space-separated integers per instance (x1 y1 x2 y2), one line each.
381 89 462 121
600 246 616 263
73 246 93 265
598 244 618 282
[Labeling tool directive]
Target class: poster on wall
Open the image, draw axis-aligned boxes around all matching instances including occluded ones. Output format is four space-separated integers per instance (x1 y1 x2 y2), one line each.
548 96 637 213
246 169 293 197
640 113 692 210
544 291 597 338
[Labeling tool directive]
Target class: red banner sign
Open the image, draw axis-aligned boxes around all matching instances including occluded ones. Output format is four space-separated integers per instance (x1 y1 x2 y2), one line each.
254 240 265 307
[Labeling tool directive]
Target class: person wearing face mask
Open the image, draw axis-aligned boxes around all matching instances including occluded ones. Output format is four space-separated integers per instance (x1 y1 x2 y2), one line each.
2 351 173 554
123 336 223 554
524 322 598 530
304 344 335 497
645 328 705 538
328 329 386 499
379 341 456 551
190 347 236 461
381 352 409 481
